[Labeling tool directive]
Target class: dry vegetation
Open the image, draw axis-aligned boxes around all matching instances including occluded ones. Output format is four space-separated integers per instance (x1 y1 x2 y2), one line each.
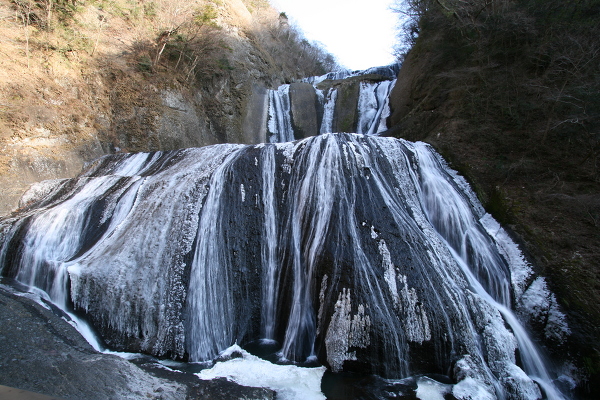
0 0 336 213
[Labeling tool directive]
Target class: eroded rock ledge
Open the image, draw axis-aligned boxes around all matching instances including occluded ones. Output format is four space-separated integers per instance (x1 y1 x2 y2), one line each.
0 283 274 400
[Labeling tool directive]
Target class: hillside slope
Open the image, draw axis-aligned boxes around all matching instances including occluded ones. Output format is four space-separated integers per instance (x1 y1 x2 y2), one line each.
388 0 600 397
0 0 335 214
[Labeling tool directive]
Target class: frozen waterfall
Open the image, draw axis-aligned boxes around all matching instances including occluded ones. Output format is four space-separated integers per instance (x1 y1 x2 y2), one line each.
268 66 397 142
0 133 568 399
0 63 570 400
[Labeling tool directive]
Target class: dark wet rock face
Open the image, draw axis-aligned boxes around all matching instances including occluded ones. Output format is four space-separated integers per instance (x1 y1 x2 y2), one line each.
331 80 361 133
289 83 320 139
0 283 273 399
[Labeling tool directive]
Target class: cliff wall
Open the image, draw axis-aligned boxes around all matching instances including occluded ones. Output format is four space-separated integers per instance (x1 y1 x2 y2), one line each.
387 1 600 396
0 0 334 214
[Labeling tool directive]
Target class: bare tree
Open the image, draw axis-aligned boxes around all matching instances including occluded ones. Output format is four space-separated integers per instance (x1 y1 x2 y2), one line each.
13 0 34 68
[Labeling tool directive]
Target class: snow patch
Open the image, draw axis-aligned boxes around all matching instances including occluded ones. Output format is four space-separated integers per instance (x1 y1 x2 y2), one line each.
197 344 326 400
416 376 451 400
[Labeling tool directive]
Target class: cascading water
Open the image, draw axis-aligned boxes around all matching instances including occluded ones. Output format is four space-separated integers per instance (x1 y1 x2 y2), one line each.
0 64 571 400
268 85 295 143
319 88 337 134
268 65 398 142
412 144 566 400
356 80 395 135
261 145 280 340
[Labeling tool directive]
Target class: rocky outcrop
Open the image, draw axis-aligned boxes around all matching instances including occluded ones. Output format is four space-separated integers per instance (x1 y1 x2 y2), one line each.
242 84 270 144
0 0 331 215
0 283 274 400
387 49 445 140
331 81 360 133
289 83 320 139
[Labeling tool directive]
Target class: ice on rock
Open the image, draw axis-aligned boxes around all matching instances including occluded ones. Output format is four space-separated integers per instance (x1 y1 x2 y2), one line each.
324 289 371 372
416 376 452 400
519 277 570 342
480 213 534 300
0 133 568 399
197 344 326 400
452 376 496 400
19 178 68 208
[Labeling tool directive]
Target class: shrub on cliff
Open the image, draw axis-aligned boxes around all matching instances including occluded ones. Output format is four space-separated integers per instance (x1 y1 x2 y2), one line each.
394 0 599 169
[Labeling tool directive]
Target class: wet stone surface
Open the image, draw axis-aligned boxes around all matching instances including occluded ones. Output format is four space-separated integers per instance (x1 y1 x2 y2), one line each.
0 283 274 400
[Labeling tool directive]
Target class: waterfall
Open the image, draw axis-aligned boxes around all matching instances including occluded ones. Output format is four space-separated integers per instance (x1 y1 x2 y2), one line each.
261 145 280 340
268 64 398 142
268 85 295 143
411 143 565 400
319 88 337 134
186 148 247 361
0 64 570 399
356 80 395 135
413 145 512 306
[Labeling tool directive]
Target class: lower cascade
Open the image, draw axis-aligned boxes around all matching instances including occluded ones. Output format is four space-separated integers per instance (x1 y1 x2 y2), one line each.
0 133 569 399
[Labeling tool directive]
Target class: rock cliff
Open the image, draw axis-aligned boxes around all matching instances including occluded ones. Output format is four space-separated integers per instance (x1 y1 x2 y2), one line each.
0 0 334 214
387 1 600 397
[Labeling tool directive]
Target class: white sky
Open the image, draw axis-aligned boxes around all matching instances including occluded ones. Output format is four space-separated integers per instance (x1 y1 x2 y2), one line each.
269 0 399 71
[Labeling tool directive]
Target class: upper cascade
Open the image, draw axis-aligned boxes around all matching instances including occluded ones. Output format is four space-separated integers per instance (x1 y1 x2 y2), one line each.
0 132 569 399
301 63 401 85
267 64 400 143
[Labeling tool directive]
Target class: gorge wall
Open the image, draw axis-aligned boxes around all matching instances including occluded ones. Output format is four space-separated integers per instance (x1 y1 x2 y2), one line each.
386 1 600 397
0 0 334 215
